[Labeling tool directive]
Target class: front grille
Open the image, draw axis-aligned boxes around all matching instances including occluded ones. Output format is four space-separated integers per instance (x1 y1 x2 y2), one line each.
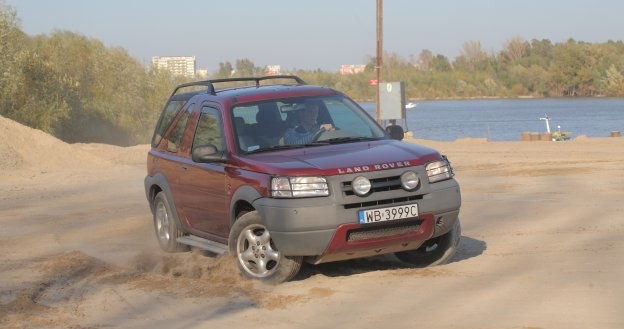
347 220 422 241
332 167 426 211
342 175 402 196
343 195 423 209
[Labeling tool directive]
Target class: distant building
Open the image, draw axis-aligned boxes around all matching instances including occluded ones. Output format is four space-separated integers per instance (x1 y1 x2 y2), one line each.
339 64 365 75
152 56 196 78
265 65 281 76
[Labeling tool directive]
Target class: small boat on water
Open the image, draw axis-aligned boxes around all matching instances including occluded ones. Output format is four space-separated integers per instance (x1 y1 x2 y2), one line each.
405 102 417 109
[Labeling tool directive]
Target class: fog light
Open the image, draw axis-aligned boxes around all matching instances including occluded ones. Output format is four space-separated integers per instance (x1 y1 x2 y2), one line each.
400 171 420 191
352 176 371 196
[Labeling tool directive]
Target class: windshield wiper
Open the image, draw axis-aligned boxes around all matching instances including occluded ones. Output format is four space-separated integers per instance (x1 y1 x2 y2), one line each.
245 144 306 154
247 138 360 154
303 141 330 146
324 136 381 144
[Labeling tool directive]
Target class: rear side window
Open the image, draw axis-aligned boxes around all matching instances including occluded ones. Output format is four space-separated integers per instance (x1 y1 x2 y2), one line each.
151 100 186 147
165 104 193 153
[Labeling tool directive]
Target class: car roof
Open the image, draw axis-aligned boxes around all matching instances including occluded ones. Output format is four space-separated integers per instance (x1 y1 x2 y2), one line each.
169 76 340 105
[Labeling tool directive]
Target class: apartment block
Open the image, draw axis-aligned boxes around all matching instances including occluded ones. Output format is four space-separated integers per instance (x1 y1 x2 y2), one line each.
152 56 196 78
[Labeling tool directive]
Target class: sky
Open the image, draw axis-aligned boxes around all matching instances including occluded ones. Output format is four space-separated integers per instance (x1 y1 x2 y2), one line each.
7 0 624 73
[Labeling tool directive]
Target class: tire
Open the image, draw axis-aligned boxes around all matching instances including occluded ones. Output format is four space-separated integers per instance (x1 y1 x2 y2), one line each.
395 218 461 267
153 192 188 252
228 211 302 283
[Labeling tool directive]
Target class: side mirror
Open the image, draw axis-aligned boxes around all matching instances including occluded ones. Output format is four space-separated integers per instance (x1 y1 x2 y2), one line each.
386 125 404 141
192 144 227 163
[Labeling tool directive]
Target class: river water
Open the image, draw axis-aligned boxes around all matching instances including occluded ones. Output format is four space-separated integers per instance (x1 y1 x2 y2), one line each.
359 98 624 141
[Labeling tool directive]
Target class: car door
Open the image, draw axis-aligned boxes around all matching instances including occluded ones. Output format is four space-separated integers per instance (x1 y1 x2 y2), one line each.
156 102 195 220
177 105 229 241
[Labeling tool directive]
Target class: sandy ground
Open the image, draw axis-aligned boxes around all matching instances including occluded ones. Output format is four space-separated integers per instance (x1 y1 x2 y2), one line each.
1 115 623 329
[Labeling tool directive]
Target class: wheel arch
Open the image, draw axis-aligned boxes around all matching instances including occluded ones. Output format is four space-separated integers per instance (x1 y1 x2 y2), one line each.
145 173 185 232
229 185 263 225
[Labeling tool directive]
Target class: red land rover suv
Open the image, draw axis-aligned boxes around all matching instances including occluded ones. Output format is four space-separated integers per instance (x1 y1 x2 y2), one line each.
144 76 461 283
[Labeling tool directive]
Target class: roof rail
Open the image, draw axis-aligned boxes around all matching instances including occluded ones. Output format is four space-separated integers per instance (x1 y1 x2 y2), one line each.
170 75 306 97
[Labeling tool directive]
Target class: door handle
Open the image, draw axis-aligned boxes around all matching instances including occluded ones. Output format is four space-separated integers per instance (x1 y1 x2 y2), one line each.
180 165 188 171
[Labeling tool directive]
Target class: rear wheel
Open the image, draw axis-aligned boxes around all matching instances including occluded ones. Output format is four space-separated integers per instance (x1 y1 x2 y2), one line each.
153 192 188 252
229 211 302 283
395 219 461 267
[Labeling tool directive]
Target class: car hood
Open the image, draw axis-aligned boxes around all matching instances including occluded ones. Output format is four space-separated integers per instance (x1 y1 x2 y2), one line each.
236 140 441 176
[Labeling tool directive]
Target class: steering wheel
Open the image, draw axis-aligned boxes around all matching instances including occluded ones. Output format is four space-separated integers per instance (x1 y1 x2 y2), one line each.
310 129 326 143
310 125 340 142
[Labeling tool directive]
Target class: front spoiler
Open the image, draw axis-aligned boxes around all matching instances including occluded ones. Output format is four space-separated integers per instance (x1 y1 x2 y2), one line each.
307 213 436 264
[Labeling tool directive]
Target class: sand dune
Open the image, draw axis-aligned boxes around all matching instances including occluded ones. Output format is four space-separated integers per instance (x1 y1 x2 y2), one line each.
1 115 623 329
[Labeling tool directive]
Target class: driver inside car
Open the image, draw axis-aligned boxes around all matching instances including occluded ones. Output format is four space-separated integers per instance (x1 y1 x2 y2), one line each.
283 101 334 144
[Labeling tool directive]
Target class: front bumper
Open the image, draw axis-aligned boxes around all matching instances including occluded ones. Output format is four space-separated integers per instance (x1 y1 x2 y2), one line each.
253 168 461 263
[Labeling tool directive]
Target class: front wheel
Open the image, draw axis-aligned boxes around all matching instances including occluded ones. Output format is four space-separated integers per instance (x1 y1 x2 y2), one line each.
395 219 461 267
228 211 302 283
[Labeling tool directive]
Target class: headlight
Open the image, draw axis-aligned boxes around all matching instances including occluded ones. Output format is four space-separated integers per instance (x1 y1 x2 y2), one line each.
426 157 454 183
271 176 329 198
400 171 420 190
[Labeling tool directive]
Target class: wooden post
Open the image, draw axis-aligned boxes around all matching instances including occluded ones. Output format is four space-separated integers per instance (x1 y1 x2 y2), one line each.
375 0 383 123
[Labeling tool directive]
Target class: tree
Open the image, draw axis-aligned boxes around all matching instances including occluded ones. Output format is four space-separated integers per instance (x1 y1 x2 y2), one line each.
216 61 233 78
526 39 554 68
0 1 25 118
549 40 596 96
501 36 528 64
383 52 412 81
17 30 177 144
456 41 489 71
484 78 498 96
0 1 20 76
234 58 258 77
602 64 624 96
527 64 549 96
416 49 434 71
15 51 71 132
432 54 452 72
364 56 376 72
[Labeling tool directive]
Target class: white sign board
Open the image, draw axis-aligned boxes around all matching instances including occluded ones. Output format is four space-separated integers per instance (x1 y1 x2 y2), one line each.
378 81 406 120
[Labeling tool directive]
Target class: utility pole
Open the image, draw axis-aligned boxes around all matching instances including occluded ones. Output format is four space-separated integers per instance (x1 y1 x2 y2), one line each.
375 0 383 123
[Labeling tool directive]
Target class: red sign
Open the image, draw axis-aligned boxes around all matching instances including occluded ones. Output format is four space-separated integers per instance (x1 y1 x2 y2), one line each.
369 79 378 86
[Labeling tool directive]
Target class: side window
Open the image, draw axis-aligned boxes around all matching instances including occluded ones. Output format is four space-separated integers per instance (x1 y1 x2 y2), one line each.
165 103 193 153
151 100 185 147
192 106 224 154
232 105 259 124
326 100 372 136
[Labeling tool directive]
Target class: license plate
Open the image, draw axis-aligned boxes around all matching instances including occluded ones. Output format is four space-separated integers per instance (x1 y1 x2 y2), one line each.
358 204 419 224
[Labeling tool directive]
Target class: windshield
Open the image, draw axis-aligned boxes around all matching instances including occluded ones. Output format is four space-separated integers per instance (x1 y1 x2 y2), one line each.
231 95 387 154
